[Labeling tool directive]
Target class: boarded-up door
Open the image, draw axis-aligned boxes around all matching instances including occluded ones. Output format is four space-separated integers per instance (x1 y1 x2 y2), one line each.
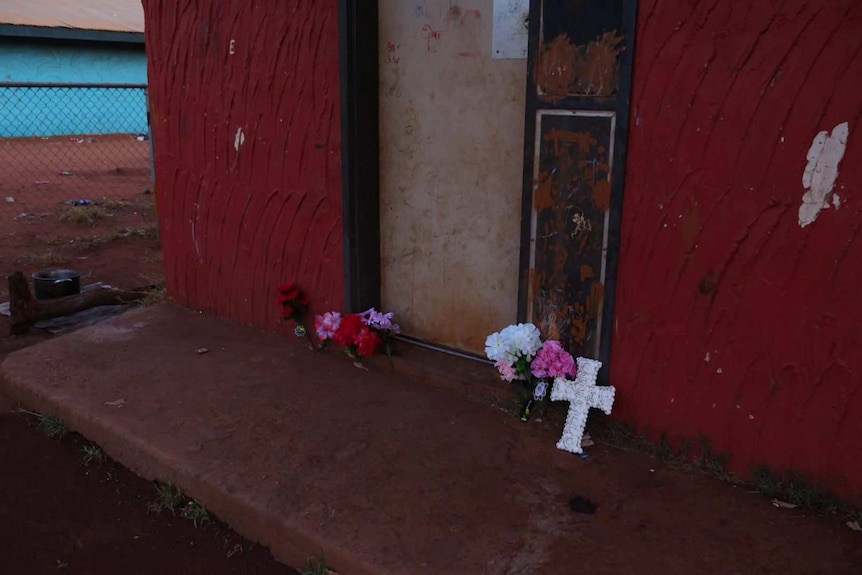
379 1 528 353
519 0 636 372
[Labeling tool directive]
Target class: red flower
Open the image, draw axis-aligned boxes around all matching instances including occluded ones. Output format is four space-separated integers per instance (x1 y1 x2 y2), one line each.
356 327 382 357
333 314 363 347
278 283 301 301
281 305 295 318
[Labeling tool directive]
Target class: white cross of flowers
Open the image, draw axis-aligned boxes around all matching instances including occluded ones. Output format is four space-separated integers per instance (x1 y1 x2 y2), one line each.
550 357 615 454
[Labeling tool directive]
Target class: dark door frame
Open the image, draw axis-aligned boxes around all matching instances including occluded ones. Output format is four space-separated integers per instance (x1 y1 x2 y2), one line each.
339 0 381 313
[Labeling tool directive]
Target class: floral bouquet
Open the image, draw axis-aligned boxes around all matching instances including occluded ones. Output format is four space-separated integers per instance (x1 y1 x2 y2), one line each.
315 307 400 364
360 308 400 358
277 282 310 337
485 323 577 421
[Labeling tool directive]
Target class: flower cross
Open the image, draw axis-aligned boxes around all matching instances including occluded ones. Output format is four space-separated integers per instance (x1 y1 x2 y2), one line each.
550 357 615 454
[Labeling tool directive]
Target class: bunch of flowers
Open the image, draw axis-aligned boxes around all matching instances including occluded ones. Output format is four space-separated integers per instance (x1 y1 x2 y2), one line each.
485 323 577 421
277 282 310 337
360 308 400 357
315 307 400 362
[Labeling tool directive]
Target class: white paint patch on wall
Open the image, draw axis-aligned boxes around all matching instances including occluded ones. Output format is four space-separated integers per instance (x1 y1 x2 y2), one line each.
234 127 245 151
798 121 849 228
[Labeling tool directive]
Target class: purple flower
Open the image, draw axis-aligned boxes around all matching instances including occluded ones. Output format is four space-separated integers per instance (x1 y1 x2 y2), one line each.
360 308 400 335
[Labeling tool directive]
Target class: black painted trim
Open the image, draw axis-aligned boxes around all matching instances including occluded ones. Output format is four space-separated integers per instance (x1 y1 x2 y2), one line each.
516 0 544 323
0 25 144 44
597 1 638 385
339 0 381 313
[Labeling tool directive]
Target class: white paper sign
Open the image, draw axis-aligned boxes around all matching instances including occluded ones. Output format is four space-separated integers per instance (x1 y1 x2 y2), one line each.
492 0 529 59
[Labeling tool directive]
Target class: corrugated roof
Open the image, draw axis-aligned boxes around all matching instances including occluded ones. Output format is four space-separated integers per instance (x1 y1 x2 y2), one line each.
0 0 144 34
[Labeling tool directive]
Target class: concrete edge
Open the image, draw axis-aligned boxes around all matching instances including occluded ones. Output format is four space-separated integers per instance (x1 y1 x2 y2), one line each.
0 358 380 575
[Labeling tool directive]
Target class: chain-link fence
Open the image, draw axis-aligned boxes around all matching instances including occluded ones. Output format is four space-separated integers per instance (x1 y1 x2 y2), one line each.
0 83 152 210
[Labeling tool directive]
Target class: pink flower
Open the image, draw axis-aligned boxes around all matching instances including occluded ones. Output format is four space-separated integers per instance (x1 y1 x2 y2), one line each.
314 312 342 341
530 340 576 379
495 360 519 382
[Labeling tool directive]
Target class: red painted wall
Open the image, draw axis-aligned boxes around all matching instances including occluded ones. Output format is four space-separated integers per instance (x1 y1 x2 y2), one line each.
615 0 862 497
142 0 344 329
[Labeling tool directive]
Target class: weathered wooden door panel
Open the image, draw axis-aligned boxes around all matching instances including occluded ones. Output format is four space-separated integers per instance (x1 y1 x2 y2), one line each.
379 0 527 354
520 0 636 376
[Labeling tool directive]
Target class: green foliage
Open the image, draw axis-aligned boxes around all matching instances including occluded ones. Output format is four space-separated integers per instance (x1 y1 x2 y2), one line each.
81 444 105 467
16 409 69 439
182 499 211 529
695 437 731 480
153 482 185 514
752 467 843 514
303 551 329 575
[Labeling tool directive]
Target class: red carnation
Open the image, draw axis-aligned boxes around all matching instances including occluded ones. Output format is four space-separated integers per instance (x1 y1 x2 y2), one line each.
333 314 363 347
281 305 295 318
278 283 300 301
356 327 382 357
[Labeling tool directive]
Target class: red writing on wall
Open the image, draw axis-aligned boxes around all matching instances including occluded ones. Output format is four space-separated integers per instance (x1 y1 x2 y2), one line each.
421 25 440 53
386 41 401 64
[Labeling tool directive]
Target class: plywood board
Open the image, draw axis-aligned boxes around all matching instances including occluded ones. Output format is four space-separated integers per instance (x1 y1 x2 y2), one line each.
379 0 526 354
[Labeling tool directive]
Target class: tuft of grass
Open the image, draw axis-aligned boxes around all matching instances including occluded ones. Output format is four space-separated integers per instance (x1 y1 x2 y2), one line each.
58 205 109 225
16 408 69 438
29 250 67 267
96 199 130 211
303 551 329 575
81 443 105 467
752 467 844 514
695 437 732 480
182 499 212 528
140 284 167 306
153 482 185 514
108 225 158 242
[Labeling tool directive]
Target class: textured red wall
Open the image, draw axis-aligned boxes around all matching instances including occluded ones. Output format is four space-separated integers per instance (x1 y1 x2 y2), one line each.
142 0 344 329
614 0 862 497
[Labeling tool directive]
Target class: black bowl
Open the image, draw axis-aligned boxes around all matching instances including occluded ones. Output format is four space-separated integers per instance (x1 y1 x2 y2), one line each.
32 269 81 300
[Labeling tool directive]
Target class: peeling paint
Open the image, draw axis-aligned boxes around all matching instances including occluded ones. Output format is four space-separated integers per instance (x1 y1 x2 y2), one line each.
798 122 849 228
234 127 245 151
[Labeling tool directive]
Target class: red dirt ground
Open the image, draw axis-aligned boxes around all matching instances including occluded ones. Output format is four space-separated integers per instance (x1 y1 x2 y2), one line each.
0 135 152 203
0 163 304 574
0 412 301 575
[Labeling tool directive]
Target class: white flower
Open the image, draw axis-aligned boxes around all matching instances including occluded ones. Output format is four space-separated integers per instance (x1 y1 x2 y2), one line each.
485 331 510 363
486 323 543 368
501 323 542 359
